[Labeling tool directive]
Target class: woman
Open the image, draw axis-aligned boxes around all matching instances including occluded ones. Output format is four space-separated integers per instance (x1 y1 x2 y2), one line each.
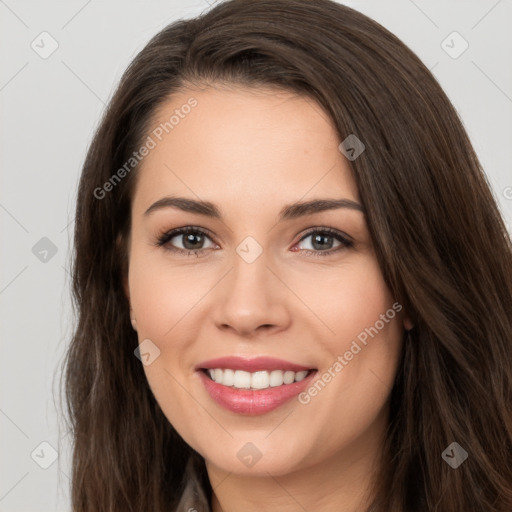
62 0 512 510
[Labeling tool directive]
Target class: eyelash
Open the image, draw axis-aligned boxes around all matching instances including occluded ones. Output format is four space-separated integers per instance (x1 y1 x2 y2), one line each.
154 225 354 258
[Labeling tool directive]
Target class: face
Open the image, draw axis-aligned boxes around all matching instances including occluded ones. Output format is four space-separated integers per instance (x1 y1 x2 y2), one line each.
125 85 410 478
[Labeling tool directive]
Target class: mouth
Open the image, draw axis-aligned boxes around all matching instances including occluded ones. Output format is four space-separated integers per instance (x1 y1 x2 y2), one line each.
200 367 316 390
195 356 318 415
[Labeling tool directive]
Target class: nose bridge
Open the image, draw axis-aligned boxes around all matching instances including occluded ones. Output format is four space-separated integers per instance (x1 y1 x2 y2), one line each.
229 236 275 308
213 235 289 335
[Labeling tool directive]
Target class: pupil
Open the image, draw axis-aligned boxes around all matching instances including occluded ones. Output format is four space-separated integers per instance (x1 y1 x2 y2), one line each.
312 234 332 250
184 233 203 250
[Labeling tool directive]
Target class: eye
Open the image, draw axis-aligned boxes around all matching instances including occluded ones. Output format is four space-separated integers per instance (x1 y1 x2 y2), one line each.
293 228 353 257
155 226 216 257
154 226 353 258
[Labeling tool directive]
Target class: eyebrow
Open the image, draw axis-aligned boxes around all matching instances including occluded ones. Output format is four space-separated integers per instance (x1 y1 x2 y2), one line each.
144 196 365 221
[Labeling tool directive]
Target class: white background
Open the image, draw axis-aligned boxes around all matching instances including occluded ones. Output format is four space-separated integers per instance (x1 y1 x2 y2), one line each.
1 0 511 510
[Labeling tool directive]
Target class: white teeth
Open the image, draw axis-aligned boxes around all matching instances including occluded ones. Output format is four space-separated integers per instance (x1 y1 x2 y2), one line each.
205 368 311 389
295 370 308 382
223 368 235 386
251 371 269 389
233 370 251 389
269 370 284 387
283 370 295 384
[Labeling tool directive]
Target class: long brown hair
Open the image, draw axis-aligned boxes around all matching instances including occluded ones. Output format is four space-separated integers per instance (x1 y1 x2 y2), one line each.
60 0 512 510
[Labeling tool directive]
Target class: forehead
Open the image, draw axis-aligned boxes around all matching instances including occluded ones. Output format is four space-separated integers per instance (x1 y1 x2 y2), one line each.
132 85 359 214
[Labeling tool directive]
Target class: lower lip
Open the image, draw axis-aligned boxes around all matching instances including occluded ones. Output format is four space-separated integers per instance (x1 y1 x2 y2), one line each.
197 369 317 415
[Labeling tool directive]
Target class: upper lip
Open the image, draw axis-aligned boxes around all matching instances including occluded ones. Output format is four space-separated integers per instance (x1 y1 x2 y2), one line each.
195 356 316 373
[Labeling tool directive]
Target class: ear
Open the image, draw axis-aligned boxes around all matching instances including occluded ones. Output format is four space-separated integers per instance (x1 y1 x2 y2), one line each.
123 278 137 331
402 309 414 331
130 311 138 331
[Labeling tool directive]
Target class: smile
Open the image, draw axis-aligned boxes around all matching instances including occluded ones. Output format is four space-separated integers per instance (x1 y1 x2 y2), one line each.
204 368 312 389
195 356 318 415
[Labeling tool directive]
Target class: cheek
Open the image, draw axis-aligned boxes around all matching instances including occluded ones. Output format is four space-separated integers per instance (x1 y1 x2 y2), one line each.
128 255 203 439
313 255 397 344
334 259 403 383
128 249 203 339
296 256 403 439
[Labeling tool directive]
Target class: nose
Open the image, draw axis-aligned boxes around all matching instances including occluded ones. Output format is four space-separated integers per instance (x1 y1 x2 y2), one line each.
213 246 291 338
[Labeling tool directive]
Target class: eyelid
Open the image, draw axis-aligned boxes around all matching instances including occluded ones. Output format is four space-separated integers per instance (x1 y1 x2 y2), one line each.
154 225 217 253
297 226 353 244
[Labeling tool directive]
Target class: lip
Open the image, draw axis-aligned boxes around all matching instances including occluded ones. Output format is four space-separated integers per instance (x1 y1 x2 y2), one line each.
195 356 315 373
197 367 318 415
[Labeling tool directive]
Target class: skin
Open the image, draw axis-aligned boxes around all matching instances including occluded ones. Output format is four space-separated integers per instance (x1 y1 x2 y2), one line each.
124 85 413 512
